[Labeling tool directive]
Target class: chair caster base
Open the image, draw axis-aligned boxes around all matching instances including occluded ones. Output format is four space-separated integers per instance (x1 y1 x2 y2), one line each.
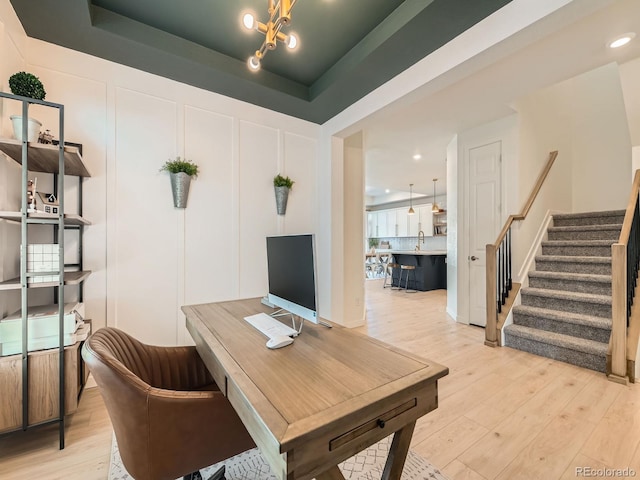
185 465 226 480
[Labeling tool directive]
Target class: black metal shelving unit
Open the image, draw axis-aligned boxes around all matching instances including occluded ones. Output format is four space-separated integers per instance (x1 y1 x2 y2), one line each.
0 91 91 449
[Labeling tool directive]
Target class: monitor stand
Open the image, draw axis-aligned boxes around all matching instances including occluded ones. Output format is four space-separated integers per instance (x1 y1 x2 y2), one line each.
270 309 332 334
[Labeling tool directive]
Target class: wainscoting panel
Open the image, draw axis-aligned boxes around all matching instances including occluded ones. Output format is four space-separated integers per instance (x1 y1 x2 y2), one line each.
282 132 317 235
238 120 279 299
184 105 236 305
113 87 178 345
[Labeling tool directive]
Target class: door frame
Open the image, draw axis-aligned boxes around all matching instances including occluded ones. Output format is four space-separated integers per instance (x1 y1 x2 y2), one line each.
459 115 516 326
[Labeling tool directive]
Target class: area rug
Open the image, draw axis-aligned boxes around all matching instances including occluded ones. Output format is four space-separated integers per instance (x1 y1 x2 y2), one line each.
108 433 448 480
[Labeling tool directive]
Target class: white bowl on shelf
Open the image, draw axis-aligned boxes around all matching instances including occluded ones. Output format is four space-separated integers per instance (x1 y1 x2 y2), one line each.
10 115 42 143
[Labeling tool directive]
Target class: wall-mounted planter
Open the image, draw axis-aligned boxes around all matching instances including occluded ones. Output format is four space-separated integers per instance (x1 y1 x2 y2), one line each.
170 172 192 208
274 186 289 215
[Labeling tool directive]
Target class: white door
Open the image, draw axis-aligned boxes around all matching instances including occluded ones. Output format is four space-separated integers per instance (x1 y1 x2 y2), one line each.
386 210 397 237
418 205 434 237
468 141 502 327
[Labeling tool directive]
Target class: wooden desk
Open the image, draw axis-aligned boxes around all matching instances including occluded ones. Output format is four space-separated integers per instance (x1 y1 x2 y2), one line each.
183 298 448 480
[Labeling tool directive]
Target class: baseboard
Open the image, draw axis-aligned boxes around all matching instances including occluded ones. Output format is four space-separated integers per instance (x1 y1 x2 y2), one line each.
446 306 457 322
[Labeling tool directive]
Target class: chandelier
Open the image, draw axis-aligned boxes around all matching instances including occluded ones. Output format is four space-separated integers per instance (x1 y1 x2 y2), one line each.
242 0 299 71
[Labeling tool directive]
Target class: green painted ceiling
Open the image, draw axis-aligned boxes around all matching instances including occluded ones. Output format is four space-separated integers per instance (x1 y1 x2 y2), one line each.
10 0 512 124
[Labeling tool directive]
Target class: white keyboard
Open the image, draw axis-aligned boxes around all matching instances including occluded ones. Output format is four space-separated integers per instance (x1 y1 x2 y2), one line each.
244 312 298 339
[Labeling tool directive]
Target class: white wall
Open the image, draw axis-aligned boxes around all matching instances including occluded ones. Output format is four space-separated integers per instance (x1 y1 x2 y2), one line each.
570 64 631 211
509 63 631 284
0 3 320 345
446 135 458 319
342 132 365 327
620 56 640 149
0 6 25 319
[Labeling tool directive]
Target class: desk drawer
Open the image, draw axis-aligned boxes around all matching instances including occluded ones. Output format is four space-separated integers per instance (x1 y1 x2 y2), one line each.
329 398 417 451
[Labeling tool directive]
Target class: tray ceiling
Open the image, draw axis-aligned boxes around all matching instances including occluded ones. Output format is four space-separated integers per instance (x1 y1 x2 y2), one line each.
10 0 512 123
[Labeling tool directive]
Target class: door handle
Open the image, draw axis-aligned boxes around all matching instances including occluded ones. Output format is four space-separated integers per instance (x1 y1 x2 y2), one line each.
469 256 478 261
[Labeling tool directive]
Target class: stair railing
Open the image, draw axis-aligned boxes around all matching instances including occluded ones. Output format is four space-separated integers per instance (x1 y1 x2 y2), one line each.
485 151 558 347
609 169 640 383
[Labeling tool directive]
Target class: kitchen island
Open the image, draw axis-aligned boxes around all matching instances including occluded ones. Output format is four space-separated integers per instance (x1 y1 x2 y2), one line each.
378 249 447 291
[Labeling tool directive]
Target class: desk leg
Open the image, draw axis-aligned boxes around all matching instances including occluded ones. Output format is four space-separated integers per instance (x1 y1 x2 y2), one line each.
316 466 345 480
381 420 416 480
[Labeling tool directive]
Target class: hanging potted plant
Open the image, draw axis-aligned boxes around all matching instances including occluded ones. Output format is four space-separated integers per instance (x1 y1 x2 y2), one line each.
8 71 46 143
273 174 294 215
160 157 199 208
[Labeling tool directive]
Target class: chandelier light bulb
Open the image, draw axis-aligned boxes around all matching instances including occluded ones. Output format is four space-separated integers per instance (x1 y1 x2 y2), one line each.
286 33 298 50
248 56 261 71
242 13 256 30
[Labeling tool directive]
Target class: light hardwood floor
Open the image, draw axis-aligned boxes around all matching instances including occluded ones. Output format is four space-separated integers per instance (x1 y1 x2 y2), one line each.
1 282 639 479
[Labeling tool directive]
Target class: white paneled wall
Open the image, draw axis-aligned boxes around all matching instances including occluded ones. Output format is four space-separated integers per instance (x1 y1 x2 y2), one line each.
238 121 280 299
113 88 179 344
184 107 236 306
0 3 320 345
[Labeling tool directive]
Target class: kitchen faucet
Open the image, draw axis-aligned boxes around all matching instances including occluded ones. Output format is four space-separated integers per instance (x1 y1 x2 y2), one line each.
416 230 425 251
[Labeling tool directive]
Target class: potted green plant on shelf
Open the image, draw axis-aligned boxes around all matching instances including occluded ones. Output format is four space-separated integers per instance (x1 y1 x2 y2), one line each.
8 71 46 143
368 237 379 253
160 157 199 208
273 174 294 215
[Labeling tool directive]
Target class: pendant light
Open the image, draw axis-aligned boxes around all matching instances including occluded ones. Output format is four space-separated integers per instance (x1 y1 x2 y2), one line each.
431 178 440 212
408 183 415 215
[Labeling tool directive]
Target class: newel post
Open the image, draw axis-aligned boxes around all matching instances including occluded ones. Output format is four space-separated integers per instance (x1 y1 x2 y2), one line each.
485 243 498 347
609 243 628 384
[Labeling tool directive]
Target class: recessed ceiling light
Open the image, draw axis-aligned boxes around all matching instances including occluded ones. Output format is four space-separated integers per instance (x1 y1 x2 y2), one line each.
609 32 636 49
413 154 422 160
385 189 390 194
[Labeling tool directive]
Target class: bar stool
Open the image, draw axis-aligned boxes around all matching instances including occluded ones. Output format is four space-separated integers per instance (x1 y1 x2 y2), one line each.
398 265 417 293
382 261 400 289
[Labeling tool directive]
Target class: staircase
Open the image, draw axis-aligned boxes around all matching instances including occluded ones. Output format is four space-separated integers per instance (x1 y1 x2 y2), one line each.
504 210 625 373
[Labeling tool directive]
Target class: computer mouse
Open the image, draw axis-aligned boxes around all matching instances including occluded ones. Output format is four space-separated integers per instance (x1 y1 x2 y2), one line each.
266 335 294 349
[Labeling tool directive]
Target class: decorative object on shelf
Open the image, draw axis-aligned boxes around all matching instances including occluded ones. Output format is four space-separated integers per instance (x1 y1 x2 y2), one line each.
368 237 379 253
8 71 46 143
273 173 294 215
26 178 37 213
38 129 54 144
37 192 59 214
431 178 440 212
242 0 299 71
160 157 199 208
408 183 415 215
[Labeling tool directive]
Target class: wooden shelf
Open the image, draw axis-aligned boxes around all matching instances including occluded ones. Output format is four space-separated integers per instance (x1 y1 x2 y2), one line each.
0 138 90 177
0 211 91 226
0 271 92 291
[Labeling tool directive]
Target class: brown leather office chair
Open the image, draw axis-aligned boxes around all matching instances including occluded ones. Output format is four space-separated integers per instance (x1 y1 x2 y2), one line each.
82 327 255 480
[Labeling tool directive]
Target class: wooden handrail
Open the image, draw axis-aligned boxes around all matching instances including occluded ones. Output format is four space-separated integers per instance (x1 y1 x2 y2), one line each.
609 169 640 383
617 169 640 243
485 151 558 347
493 151 558 249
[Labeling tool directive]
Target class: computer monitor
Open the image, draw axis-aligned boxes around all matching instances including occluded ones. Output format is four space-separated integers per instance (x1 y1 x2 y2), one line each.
266 234 319 324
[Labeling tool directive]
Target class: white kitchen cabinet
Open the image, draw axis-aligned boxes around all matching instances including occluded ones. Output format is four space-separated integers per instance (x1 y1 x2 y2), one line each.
417 205 434 237
396 207 409 237
386 210 397 237
367 212 377 238
368 204 435 238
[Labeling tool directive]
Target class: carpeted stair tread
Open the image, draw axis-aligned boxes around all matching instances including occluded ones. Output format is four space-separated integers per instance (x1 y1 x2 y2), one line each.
512 305 612 330
504 324 608 356
547 224 622 241
553 210 625 219
521 287 611 306
553 210 626 227
548 224 622 233
541 240 615 247
535 255 611 263
528 271 612 284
